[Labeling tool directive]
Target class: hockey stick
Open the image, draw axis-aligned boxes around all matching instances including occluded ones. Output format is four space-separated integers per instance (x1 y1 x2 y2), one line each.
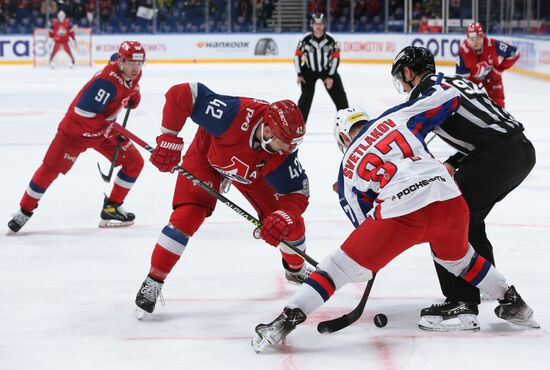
109 122 319 267
317 272 377 334
97 105 132 183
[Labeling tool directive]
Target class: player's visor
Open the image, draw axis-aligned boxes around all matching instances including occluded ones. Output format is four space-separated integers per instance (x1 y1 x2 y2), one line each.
392 71 408 95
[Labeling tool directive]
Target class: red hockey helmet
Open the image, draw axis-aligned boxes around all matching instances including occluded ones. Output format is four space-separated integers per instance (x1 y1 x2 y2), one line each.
466 22 484 38
261 100 305 154
118 41 146 62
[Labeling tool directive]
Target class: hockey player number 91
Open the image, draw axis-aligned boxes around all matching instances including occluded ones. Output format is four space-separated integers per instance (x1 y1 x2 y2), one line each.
357 130 418 188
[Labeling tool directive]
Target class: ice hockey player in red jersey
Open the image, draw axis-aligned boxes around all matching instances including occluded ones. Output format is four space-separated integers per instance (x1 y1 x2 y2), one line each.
7 41 145 233
134 84 313 318
251 77 538 352
456 22 520 108
48 10 76 68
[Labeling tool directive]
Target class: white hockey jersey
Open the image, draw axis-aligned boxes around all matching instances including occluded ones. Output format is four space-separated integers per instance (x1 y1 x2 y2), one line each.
338 83 462 227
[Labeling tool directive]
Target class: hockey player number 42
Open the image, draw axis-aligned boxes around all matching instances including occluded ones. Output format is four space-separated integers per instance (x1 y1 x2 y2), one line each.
205 99 228 119
357 130 417 188
288 156 303 179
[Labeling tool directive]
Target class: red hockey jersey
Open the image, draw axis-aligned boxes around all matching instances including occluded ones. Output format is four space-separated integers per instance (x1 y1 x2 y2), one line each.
456 37 519 83
49 19 75 43
59 62 142 138
161 83 309 214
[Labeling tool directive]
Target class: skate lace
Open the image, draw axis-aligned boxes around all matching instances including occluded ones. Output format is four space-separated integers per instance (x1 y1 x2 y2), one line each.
297 265 314 281
141 281 165 306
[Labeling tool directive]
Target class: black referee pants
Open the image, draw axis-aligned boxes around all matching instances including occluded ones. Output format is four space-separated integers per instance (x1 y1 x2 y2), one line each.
298 71 348 123
433 132 536 303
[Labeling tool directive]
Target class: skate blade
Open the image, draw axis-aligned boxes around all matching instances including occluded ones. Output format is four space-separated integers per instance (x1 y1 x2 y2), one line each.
251 334 271 353
98 220 134 228
507 317 540 329
419 314 480 332
134 307 147 321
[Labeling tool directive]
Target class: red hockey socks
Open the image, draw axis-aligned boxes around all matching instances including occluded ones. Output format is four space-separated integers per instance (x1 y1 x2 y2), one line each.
20 163 60 213
279 219 307 270
150 225 189 281
149 205 208 281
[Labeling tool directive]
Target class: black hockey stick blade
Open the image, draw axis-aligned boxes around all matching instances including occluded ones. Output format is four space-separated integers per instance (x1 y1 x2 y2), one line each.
317 272 376 334
97 162 114 183
96 106 132 183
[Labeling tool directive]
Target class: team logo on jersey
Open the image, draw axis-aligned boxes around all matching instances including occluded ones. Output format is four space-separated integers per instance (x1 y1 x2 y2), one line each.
109 71 125 85
393 175 447 200
211 156 256 184
63 153 77 163
240 107 255 131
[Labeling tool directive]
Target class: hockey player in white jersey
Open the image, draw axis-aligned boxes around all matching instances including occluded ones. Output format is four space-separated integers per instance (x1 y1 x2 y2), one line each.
251 82 539 352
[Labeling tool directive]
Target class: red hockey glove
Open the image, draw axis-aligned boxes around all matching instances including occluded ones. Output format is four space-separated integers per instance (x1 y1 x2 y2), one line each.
260 210 295 247
124 89 141 109
150 133 184 172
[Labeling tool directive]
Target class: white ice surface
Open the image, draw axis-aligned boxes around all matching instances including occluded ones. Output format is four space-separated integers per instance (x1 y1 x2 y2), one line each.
1 63 549 370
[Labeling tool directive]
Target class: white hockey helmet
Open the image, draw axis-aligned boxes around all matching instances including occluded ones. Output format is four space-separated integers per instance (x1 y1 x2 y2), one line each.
333 107 370 153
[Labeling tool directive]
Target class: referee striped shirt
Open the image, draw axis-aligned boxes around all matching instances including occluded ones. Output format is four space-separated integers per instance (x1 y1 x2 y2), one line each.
410 74 523 158
294 32 341 77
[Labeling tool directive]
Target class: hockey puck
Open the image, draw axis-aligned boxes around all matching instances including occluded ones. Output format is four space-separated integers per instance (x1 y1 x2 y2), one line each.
374 313 388 328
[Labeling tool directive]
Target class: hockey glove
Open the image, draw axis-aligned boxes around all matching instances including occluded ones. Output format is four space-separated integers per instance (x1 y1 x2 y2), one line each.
150 133 184 172
260 210 295 247
124 89 141 109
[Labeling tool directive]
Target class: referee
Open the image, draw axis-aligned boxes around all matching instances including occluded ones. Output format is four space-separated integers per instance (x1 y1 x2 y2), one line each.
295 13 349 123
391 46 536 331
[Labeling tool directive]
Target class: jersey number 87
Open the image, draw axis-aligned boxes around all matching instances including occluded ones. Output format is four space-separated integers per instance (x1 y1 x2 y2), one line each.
357 130 418 188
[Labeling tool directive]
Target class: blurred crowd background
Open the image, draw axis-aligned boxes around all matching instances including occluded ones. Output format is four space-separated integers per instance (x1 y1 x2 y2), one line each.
0 0 548 35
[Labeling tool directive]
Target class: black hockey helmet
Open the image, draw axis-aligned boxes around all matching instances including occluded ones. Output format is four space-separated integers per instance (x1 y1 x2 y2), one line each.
391 46 435 80
391 46 435 94
310 13 326 26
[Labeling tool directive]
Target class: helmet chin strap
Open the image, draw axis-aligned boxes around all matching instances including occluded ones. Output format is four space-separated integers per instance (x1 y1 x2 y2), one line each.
259 123 281 155
404 71 416 90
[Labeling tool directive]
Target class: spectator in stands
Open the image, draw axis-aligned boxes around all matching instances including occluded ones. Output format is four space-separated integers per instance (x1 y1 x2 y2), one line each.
41 0 58 19
30 0 41 12
85 0 95 24
308 0 326 17
354 0 367 17
257 0 274 30
127 0 138 18
185 0 201 18
67 0 85 20
237 0 251 19
418 14 429 32
0 1 6 33
99 0 112 30
157 2 170 30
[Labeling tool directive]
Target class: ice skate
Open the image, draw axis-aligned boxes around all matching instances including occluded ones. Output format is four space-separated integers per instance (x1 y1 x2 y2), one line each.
7 209 33 234
283 260 315 285
419 300 480 332
495 285 540 329
99 195 135 228
252 307 306 353
134 275 164 320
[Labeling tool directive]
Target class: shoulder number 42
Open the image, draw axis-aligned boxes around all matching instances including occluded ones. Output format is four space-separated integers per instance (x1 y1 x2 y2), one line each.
205 99 227 119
